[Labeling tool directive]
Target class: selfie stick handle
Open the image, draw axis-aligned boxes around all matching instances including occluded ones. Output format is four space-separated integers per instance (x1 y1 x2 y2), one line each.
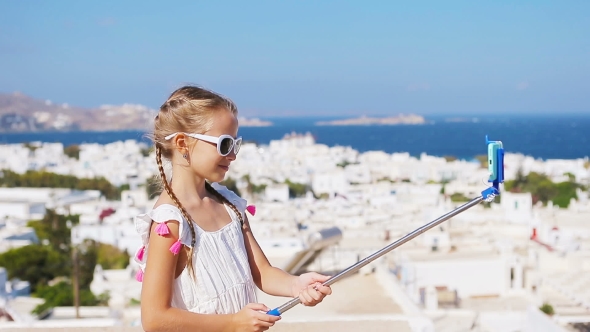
267 136 504 317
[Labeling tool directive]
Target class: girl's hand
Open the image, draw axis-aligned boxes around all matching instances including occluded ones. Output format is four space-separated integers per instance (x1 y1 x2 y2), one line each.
232 303 281 332
292 272 333 307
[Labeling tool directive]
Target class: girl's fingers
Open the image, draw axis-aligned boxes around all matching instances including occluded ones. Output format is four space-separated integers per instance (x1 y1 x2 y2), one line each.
257 311 281 323
300 289 314 305
315 273 332 282
308 284 322 301
256 320 274 328
246 302 270 312
297 280 333 306
316 284 332 295
307 272 331 282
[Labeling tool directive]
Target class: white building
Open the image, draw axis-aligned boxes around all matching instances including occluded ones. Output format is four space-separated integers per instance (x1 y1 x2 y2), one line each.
501 192 534 224
312 170 350 197
90 263 142 309
264 184 289 203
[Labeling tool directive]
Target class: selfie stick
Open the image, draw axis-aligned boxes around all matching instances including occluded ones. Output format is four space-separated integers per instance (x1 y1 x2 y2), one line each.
267 135 504 316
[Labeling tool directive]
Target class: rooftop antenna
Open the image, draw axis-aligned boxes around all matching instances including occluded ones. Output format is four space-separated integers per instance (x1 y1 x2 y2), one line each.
267 135 505 316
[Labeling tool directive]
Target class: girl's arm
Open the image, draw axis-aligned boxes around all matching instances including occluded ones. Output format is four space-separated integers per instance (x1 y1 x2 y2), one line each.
141 219 279 332
242 216 332 304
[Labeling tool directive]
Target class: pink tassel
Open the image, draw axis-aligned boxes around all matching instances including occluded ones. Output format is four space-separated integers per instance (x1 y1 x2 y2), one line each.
155 222 170 236
169 239 182 255
135 269 144 282
246 205 256 216
136 246 145 261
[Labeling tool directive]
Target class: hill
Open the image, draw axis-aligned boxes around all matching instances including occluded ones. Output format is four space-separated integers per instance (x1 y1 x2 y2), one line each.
0 92 156 132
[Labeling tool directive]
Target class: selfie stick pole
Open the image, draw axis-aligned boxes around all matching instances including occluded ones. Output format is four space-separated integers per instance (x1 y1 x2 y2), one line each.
267 136 504 317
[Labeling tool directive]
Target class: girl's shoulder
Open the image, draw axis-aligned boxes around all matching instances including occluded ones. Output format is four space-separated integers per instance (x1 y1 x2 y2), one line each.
211 182 247 213
142 203 184 222
134 203 191 247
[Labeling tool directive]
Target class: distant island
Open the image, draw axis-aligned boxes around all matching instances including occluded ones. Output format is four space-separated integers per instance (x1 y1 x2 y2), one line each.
238 117 273 127
444 117 480 123
315 114 426 126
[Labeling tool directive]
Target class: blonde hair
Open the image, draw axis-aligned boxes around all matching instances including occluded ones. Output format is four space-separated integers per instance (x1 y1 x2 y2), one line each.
151 85 245 278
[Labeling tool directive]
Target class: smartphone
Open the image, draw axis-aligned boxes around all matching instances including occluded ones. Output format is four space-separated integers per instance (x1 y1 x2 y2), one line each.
487 140 504 182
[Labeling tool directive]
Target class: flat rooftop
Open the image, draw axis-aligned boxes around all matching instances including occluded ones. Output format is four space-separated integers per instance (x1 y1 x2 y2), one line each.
404 249 499 262
256 271 405 318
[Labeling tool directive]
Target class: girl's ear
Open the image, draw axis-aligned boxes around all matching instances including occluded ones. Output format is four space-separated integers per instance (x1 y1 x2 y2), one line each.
173 133 189 153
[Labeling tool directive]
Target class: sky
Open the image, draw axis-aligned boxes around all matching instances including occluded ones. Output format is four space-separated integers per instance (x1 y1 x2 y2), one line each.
0 1 589 117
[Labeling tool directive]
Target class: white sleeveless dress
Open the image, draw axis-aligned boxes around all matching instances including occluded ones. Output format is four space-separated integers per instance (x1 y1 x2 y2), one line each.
134 183 258 314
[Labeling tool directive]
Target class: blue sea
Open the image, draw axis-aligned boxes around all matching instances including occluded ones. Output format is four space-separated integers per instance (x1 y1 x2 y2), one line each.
1 114 589 160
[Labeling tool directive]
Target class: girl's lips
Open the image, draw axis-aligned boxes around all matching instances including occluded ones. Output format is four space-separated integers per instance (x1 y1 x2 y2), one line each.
219 165 229 171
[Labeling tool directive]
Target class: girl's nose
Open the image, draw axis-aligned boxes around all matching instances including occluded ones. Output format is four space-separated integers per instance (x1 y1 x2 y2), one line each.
226 150 237 160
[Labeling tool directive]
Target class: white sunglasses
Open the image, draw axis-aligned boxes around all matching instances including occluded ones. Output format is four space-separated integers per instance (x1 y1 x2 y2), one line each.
164 132 242 156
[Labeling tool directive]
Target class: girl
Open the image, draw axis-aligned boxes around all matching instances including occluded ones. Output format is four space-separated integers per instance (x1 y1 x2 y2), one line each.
134 86 332 332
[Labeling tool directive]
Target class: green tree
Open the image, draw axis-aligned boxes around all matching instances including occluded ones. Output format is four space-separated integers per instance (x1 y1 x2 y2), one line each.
0 245 69 293
77 177 120 200
285 179 309 198
97 243 130 270
510 168 528 192
316 193 329 200
140 146 153 157
32 281 109 315
450 193 470 202
251 183 267 194
1 210 121 314
63 145 80 159
220 177 240 196
23 142 39 153
27 210 79 254
504 171 581 208
25 211 98 288
552 181 578 208
539 303 555 316
240 174 267 196
0 169 121 200
535 179 558 204
336 160 357 168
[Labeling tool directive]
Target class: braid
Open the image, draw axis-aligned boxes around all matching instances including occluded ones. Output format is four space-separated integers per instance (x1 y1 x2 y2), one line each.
205 182 245 227
155 145 197 278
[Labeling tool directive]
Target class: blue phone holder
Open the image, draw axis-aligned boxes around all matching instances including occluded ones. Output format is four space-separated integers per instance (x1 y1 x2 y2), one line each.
482 135 504 201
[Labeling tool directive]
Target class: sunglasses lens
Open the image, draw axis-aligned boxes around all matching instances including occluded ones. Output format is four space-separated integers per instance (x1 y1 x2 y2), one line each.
219 137 234 156
234 139 242 155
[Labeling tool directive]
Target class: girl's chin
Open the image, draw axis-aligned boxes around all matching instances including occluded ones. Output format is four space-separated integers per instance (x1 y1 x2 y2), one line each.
207 174 226 183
